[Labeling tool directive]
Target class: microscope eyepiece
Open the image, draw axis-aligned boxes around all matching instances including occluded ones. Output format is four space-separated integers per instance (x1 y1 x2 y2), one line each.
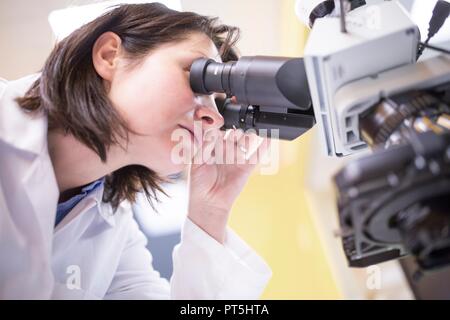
189 55 315 141
189 56 312 110
189 58 236 95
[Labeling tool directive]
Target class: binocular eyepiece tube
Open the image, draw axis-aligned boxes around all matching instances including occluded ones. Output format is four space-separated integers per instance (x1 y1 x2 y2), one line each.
190 56 312 110
189 56 315 140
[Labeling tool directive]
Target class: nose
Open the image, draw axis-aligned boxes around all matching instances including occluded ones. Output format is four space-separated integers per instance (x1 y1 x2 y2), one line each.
193 95 224 131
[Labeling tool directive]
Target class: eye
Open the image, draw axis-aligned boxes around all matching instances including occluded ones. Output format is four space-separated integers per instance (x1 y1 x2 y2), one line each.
184 62 194 72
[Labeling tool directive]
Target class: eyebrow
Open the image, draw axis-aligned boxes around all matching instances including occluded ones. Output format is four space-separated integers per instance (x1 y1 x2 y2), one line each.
189 49 221 61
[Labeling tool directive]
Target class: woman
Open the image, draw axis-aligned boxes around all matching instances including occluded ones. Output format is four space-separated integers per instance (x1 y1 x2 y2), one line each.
0 3 272 299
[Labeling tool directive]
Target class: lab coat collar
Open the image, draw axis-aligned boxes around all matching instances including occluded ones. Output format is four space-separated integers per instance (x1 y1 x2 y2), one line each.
0 74 46 156
93 183 116 227
53 181 115 235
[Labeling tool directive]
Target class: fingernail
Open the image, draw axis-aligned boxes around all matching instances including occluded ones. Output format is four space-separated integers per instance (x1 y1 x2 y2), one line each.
223 129 232 140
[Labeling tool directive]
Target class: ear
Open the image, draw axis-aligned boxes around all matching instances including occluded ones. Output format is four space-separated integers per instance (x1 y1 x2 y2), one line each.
92 31 122 82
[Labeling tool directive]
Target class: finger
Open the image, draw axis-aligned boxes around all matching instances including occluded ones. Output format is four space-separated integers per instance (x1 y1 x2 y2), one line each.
247 132 265 161
192 129 220 168
236 131 263 164
235 135 248 165
222 129 244 161
245 136 272 165
231 128 245 142
222 128 232 141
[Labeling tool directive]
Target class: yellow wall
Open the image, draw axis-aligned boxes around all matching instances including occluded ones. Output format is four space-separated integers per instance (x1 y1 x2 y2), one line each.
228 0 341 299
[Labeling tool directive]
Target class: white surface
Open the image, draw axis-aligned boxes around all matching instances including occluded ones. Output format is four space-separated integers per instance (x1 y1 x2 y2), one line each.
304 1 419 156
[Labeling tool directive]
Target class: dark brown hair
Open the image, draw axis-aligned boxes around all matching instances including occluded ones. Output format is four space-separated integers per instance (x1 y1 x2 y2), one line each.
16 3 239 210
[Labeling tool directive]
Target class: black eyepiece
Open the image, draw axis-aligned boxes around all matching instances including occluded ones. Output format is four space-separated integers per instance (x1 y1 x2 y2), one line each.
188 55 315 141
189 56 311 110
189 58 215 94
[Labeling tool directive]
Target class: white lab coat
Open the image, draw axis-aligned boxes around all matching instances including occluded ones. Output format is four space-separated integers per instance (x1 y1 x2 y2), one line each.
0 74 272 299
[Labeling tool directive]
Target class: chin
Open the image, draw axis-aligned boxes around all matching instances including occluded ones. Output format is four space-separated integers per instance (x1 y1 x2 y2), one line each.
160 166 187 179
154 157 188 178
141 140 192 177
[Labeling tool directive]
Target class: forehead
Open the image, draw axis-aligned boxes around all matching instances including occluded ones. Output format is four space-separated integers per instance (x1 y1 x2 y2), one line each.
164 32 222 62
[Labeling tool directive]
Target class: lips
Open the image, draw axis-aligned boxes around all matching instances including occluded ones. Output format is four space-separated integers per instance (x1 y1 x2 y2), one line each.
178 124 199 145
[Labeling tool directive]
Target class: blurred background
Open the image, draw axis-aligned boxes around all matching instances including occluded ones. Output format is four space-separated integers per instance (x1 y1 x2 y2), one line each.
3 0 440 299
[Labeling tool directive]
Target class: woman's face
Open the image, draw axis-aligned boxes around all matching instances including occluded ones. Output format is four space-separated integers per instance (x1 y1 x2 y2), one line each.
106 32 224 176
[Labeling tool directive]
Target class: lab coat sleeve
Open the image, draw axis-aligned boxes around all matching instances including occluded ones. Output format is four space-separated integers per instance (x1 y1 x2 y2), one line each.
103 215 171 300
170 217 272 299
0 179 54 299
104 212 271 300
0 78 54 299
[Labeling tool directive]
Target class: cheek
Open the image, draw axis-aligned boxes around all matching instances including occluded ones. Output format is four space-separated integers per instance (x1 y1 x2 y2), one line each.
154 130 194 175
109 70 194 135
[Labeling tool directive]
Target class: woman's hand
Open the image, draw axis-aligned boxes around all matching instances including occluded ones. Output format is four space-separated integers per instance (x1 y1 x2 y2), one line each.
187 128 271 244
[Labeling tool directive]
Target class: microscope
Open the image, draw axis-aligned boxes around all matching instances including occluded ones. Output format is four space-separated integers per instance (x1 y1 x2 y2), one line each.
189 0 450 274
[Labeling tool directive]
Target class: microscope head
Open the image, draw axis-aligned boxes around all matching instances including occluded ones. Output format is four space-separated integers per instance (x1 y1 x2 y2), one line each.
303 1 419 156
303 0 450 270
